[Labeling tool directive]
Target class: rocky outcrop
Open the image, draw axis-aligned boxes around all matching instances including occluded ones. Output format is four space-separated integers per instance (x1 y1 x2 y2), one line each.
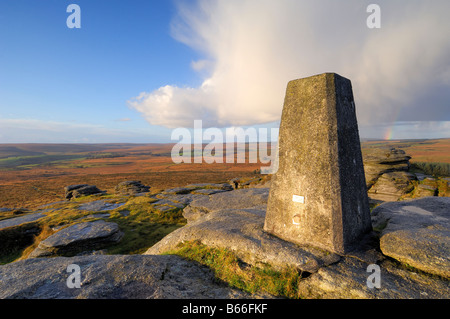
363 147 411 187
296 256 449 299
229 176 272 189
150 183 233 213
297 197 450 298
146 189 450 299
362 147 414 202
1 176 448 299
0 254 251 299
372 197 450 278
367 171 417 202
182 188 269 223
77 200 125 212
64 184 105 200
114 181 150 196
29 220 123 258
0 213 44 258
147 206 340 274
0 212 45 231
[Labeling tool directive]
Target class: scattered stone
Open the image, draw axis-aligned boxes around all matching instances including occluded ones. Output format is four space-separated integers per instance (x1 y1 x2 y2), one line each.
182 188 269 223
371 197 450 278
77 200 125 212
29 220 123 258
64 184 105 200
114 181 150 196
0 255 252 299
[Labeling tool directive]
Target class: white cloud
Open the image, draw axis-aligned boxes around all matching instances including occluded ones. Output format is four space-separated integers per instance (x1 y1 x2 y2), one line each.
129 0 450 132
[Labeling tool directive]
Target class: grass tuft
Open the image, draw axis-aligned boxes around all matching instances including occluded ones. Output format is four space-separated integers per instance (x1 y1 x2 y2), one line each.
165 240 302 298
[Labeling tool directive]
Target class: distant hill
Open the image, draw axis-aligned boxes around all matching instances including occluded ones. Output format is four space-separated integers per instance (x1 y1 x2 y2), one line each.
0 143 151 158
0 146 45 159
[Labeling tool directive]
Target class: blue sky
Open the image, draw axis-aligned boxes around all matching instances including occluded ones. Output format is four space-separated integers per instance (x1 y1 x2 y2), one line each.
1 0 449 143
0 0 196 142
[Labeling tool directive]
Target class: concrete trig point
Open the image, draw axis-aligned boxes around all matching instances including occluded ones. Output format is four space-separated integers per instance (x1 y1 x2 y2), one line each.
264 73 372 254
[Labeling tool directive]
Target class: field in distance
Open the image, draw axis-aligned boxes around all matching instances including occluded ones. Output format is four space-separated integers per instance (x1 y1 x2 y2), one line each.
0 143 262 209
0 139 448 209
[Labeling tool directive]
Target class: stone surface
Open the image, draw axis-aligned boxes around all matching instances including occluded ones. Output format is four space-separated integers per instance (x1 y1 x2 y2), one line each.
363 147 411 189
371 197 450 278
368 171 416 202
0 254 251 299
229 177 271 189
264 73 372 254
149 183 236 214
77 200 125 212
183 188 269 223
64 184 104 200
147 196 450 299
114 180 150 195
147 207 340 274
0 212 45 231
29 220 123 257
297 256 449 299
0 213 43 258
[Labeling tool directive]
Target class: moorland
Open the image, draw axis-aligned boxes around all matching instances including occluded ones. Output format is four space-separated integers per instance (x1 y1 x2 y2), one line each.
1 139 449 209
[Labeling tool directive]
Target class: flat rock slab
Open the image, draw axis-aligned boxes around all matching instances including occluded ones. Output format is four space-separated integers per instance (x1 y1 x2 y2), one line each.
297 256 450 299
146 207 340 273
77 200 125 212
0 213 45 231
30 220 123 257
372 197 450 278
183 188 269 223
0 254 251 299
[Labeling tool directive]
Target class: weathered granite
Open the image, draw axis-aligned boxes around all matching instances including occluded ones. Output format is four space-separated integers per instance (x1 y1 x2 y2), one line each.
297 256 449 299
371 197 450 278
0 212 45 231
29 220 123 258
147 207 340 274
363 147 411 189
114 180 150 195
183 188 269 223
77 200 125 212
64 184 105 200
368 171 417 202
0 255 251 299
264 73 372 254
